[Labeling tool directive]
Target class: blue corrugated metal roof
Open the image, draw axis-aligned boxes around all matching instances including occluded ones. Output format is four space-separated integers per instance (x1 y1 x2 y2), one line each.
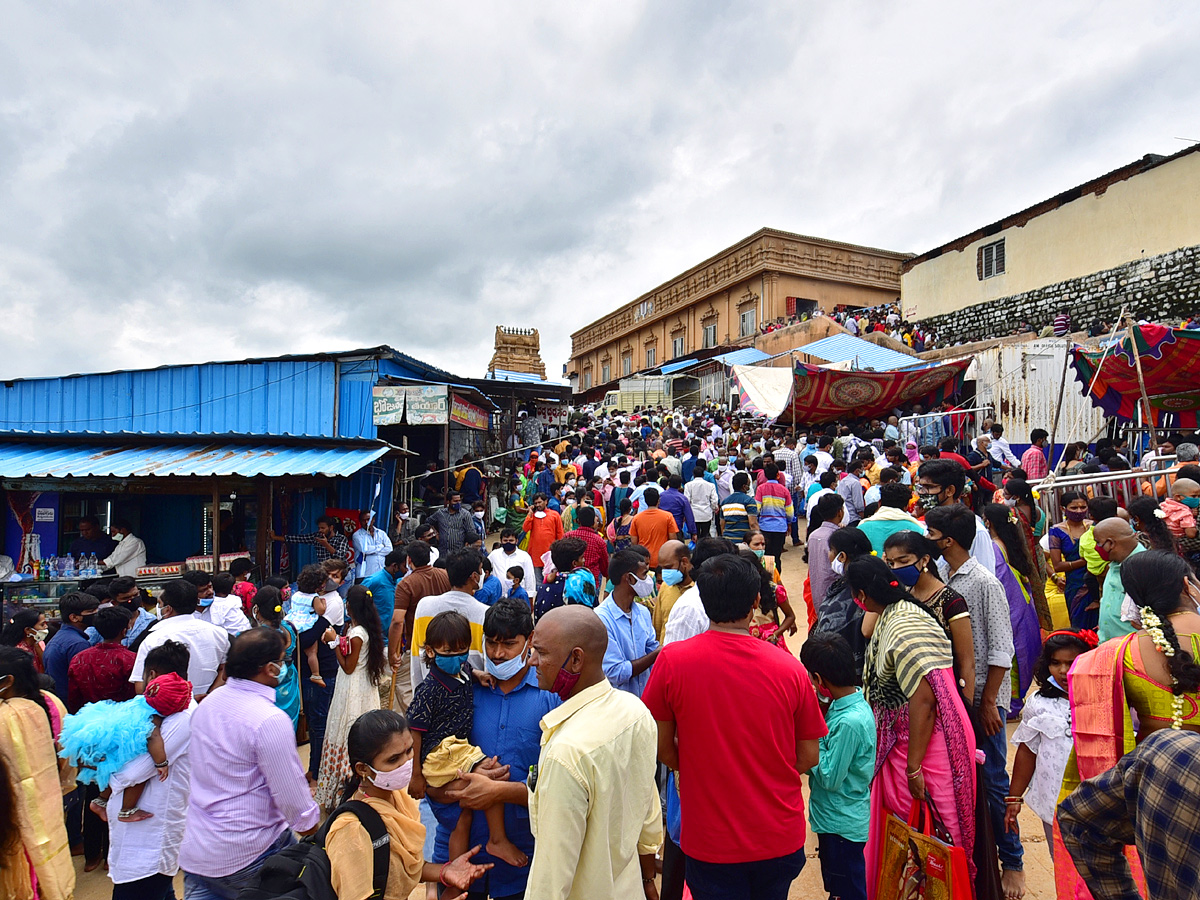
659 359 698 375
0 437 391 479
714 347 771 367
485 369 564 385
797 334 924 371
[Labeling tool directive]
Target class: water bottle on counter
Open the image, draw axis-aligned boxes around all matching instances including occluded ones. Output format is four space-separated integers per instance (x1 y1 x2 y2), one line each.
64 554 76 579
89 553 100 577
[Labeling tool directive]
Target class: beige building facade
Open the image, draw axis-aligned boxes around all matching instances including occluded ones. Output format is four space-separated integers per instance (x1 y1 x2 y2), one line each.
902 145 1200 324
568 228 909 398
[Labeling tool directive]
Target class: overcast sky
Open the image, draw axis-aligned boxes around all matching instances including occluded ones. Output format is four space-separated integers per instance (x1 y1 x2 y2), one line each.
2 1 1198 382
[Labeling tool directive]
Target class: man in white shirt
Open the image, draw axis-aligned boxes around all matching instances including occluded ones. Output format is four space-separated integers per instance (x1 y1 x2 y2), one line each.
811 437 835 475
351 510 393 581
107 639 195 897
131 579 230 699
103 520 147 577
683 468 720 538
988 423 1021 468
661 537 737 644
487 528 536 598
196 573 252 636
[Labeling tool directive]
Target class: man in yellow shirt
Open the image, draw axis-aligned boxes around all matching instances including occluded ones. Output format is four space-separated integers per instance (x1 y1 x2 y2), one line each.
527 606 662 899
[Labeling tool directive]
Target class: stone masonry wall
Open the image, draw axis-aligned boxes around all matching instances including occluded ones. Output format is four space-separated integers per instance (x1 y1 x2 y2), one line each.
916 244 1200 342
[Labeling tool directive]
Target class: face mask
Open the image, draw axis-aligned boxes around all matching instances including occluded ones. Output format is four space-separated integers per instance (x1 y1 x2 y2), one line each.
450 502 462 512
269 660 290 685
473 511 485 520
1096 542 1112 562
1003 497 1018 508
891 563 922 588
851 593 868 611
502 543 517 554
1182 496 1200 509
197 596 214 608
368 759 413 792
1064 509 1087 522
753 548 765 559
567 479 576 487
1047 675 1066 692
918 492 941 512
30 628 49 643
632 575 656 598
830 555 845 577
113 532 125 542
432 652 469 675
485 645 528 681
398 512 409 520
550 663 581 700
661 568 684 587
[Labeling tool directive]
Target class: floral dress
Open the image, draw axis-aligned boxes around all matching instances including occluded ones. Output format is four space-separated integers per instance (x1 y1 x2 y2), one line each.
315 625 380 808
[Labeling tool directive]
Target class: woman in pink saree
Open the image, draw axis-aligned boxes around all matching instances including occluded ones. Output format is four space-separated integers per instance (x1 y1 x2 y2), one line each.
1054 549 1200 898
847 556 978 898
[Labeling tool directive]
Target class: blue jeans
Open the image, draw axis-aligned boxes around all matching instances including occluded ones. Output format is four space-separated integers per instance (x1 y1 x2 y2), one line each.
980 716 1023 871
817 833 866 900
685 847 805 900
302 676 335 777
182 828 295 899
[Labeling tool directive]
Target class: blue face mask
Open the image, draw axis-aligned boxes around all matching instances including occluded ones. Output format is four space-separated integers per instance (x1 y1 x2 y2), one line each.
432 652 469 676
1181 496 1200 509
271 660 290 685
661 568 684 587
484 644 527 681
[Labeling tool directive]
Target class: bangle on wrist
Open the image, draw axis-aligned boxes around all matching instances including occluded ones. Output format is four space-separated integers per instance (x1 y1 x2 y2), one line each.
906 766 923 779
438 866 449 886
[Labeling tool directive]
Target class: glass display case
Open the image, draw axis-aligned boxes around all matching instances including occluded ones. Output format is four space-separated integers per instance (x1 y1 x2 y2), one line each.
1 574 179 622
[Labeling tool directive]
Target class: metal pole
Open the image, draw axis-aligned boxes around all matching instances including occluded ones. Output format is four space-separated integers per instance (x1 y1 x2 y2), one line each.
211 480 220 573
1047 338 1072 470
1125 315 1159 455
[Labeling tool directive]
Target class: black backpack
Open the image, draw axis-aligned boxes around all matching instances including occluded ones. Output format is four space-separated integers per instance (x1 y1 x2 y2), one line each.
237 800 390 900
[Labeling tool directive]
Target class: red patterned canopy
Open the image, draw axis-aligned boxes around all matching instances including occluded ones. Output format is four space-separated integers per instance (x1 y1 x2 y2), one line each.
1070 324 1200 428
766 357 972 425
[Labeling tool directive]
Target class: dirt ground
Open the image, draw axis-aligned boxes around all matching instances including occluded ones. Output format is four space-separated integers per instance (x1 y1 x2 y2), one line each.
73 541 1057 900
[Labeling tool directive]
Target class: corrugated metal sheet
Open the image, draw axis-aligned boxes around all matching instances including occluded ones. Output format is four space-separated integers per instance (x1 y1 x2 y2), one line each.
0 438 390 478
964 339 1106 445
659 359 698 375
714 347 771 367
485 369 564 385
798 334 924 371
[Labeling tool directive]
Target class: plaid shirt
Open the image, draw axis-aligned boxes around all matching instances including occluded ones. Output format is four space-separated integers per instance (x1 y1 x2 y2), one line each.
772 446 804 492
290 529 351 563
1059 728 1200 900
564 527 610 588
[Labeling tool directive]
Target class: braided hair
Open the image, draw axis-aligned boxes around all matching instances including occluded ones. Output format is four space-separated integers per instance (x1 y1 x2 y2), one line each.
982 503 1034 584
844 555 940 625
1122 550 1200 695
1127 496 1179 553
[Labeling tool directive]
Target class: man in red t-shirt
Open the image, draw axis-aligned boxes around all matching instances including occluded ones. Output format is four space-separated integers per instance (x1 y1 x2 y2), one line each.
642 553 827 898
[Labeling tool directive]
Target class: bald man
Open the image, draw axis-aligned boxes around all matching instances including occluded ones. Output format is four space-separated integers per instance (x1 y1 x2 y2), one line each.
1093 517 1145 641
524 606 662 900
653 540 693 643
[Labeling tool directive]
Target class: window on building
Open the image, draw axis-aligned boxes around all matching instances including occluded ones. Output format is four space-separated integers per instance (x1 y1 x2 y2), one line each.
739 309 756 337
621 354 632 376
672 336 685 358
703 323 717 348
978 239 1006 279
601 362 610 383
646 347 656 368
583 370 592 389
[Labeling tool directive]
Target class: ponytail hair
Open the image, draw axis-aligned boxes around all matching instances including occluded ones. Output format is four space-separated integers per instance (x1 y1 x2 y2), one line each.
982 503 1034 584
1122 550 1200 695
341 709 410 804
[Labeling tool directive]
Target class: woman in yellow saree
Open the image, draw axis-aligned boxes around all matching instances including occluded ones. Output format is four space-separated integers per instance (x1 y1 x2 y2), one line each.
1054 549 1200 898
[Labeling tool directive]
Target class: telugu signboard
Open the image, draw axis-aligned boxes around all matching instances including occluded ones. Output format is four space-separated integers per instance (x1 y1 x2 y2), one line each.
450 395 489 430
372 385 448 425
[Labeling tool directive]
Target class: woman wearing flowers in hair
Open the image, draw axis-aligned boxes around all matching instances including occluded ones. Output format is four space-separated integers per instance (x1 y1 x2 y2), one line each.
1051 549 1200 897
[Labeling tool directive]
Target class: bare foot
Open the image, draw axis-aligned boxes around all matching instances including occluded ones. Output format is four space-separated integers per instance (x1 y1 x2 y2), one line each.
487 837 529 868
309 675 327 687
117 807 154 822
89 798 109 822
1001 868 1026 900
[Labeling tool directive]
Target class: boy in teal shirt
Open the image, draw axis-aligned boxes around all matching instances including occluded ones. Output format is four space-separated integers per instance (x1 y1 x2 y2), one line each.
800 633 876 900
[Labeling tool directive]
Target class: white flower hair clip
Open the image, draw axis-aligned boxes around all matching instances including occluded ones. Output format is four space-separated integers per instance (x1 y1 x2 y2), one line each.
1154 508 1168 519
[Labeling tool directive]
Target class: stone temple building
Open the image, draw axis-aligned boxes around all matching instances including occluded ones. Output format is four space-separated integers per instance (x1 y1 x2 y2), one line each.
488 326 548 379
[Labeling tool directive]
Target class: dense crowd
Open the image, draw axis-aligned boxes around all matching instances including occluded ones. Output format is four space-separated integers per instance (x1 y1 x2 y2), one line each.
4 401 1200 900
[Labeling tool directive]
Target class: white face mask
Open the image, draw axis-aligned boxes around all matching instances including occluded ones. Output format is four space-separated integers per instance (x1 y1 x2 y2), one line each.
632 575 656 598
830 554 845 577
113 532 125 542
367 759 413 792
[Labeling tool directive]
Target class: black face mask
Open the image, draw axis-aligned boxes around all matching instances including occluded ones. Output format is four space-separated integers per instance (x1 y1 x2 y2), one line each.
502 543 517 554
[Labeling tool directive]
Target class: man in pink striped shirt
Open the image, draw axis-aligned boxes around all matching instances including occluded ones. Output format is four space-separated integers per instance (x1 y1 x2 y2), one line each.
179 628 319 899
1020 429 1050 481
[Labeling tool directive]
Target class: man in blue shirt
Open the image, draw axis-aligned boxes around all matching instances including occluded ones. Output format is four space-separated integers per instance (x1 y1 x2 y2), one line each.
428 598 560 899
596 550 661 698
657 475 697 539
359 549 406 647
42 591 100 700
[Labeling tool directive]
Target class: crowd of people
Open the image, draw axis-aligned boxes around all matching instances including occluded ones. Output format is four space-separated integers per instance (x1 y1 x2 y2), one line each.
6 400 1200 900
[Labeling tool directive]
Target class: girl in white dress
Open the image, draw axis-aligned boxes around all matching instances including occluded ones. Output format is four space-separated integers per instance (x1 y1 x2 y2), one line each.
316 585 386 809
1004 628 1098 856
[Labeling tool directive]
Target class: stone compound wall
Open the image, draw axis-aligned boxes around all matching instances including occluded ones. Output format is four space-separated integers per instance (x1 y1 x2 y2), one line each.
915 244 1200 342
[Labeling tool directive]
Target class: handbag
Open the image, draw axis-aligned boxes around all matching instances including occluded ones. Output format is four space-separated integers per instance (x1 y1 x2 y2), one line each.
876 799 972 900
